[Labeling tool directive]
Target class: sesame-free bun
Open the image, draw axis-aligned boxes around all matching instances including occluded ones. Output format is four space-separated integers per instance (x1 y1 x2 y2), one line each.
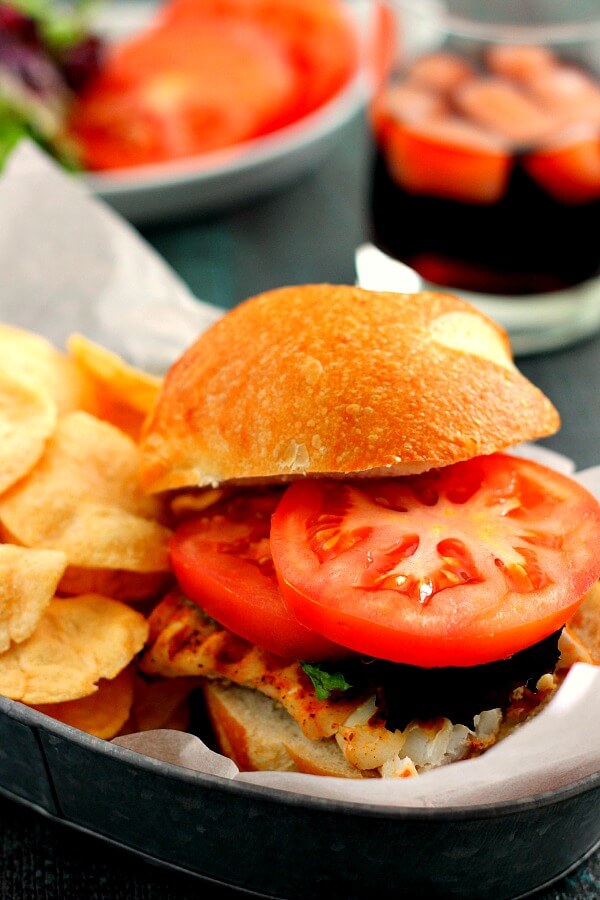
203 681 364 778
140 286 559 492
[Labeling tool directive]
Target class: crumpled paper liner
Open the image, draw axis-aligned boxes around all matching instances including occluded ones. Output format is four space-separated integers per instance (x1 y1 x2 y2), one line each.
3 143 600 809
113 660 600 807
0 143 220 371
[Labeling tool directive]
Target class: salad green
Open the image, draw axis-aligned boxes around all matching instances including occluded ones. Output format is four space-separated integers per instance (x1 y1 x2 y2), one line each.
0 0 102 167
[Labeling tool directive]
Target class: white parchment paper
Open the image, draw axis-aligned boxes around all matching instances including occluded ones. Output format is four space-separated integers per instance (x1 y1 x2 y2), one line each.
0 143 221 371
2 144 599 809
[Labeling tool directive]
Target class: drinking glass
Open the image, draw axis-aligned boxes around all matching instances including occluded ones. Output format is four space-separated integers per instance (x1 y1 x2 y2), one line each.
363 0 600 353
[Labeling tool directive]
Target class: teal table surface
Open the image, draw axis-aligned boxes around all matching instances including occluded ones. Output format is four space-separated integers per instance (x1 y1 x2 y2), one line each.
141 114 370 313
2 112 599 899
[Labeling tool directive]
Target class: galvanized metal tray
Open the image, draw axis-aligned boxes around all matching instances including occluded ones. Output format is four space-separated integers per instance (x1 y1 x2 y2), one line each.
2 697 599 899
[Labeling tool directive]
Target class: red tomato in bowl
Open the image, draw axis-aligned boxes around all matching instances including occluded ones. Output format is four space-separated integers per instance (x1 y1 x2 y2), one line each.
70 20 299 169
169 490 345 661
270 455 600 667
161 0 359 117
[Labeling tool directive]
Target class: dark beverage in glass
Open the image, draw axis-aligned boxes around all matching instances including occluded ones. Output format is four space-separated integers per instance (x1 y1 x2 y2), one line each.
367 1 600 352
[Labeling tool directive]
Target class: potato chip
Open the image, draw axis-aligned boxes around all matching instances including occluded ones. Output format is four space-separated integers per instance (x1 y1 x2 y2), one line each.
67 334 162 440
118 703 191 737
0 411 171 572
59 566 169 602
0 323 98 416
68 334 162 414
89 399 147 443
126 676 200 733
2 507 170 573
0 545 67 653
0 595 148 704
32 667 135 739
3 410 161 517
0 371 56 495
161 702 191 732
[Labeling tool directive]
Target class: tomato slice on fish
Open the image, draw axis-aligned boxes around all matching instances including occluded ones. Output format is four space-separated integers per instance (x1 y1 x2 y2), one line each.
271 455 600 667
170 490 345 661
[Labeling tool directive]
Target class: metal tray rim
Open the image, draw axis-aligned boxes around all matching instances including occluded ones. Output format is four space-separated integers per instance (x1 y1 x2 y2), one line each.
5 696 600 822
1 780 599 900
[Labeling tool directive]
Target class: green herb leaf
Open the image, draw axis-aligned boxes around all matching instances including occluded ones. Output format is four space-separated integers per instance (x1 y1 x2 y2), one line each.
7 0 96 50
301 662 352 701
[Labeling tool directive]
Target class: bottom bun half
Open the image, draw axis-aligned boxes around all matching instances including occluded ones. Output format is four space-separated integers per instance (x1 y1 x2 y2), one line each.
203 680 365 778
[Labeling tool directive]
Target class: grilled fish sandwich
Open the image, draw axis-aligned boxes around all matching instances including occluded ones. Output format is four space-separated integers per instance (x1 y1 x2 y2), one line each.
139 286 600 778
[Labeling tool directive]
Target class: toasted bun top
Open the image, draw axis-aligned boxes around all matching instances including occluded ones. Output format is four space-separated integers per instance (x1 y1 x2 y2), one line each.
139 285 560 492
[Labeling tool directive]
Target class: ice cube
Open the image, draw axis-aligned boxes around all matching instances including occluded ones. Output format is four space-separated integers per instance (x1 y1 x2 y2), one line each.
408 52 474 95
525 66 600 126
379 81 447 124
486 44 556 82
399 114 507 152
455 77 555 146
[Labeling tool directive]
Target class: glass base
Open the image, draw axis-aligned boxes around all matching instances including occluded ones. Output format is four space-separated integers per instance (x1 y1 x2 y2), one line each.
439 277 600 356
355 244 600 356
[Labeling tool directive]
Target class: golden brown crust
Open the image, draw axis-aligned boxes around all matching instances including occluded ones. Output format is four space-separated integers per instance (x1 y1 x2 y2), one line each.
139 285 560 492
203 681 364 777
204 686 257 772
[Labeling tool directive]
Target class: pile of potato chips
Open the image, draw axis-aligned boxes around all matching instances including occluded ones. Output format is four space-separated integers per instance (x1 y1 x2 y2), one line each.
0 324 200 739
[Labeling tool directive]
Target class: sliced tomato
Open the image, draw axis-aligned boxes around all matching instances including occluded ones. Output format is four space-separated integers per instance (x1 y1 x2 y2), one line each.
69 20 298 169
162 0 358 118
169 490 344 661
271 455 600 668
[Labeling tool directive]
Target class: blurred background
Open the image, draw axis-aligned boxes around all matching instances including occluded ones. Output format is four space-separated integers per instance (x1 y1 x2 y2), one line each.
1 0 598 354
